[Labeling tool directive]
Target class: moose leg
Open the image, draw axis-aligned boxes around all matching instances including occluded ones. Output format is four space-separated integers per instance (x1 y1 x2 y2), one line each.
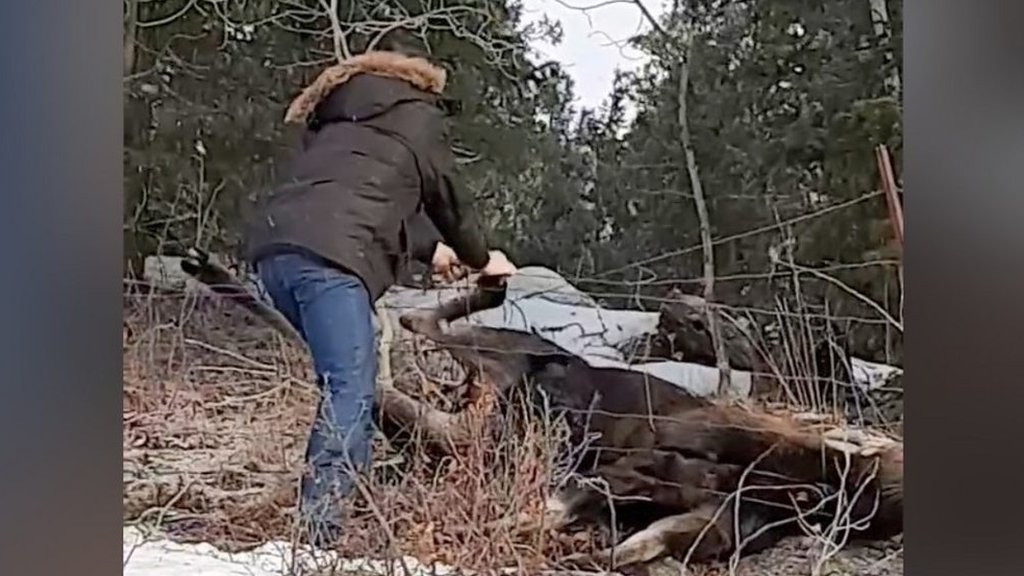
535 482 606 530
566 502 732 570
498 471 634 536
509 452 730 538
594 449 736 512
493 489 584 535
376 384 473 453
376 373 500 456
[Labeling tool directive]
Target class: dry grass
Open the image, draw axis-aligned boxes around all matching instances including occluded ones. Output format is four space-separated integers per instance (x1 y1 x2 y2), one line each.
123 287 312 548
122 287 606 574
122 283 903 576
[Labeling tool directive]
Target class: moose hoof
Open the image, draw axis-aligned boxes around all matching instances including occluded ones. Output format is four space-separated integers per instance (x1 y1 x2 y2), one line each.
398 311 431 333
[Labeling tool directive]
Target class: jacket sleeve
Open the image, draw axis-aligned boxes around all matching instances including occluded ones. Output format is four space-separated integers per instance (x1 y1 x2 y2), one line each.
416 104 492 270
404 207 443 265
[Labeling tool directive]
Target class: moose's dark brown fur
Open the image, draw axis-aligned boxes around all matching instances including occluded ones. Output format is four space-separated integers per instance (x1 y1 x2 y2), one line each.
396 281 904 570
176 256 903 570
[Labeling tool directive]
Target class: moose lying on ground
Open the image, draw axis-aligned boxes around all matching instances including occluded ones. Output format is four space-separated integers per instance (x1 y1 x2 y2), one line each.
390 278 903 570
180 252 903 571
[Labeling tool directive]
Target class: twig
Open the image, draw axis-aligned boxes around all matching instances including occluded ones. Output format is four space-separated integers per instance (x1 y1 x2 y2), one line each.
132 476 197 529
866 543 904 571
349 470 416 576
317 0 351 60
770 259 903 334
182 338 278 371
680 445 777 570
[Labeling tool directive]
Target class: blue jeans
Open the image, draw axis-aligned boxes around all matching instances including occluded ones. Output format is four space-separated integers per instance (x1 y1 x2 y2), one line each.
256 249 377 542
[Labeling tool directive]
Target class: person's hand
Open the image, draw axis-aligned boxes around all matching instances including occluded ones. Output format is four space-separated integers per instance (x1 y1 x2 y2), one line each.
479 250 517 281
431 242 466 282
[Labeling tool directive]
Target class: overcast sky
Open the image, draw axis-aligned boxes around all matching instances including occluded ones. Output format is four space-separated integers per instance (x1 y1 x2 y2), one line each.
518 0 666 112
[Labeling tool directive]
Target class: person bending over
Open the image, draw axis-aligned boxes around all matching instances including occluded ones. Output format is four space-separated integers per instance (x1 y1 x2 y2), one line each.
244 31 517 547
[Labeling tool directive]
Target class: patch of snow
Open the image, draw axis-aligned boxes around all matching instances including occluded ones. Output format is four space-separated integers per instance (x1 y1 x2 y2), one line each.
143 255 202 292
123 526 458 576
850 357 903 391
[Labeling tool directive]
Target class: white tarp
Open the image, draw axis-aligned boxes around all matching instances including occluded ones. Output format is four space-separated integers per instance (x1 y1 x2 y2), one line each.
378 266 754 397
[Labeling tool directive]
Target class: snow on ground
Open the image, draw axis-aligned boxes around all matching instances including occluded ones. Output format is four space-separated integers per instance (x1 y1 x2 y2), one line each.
122 526 902 576
122 526 459 576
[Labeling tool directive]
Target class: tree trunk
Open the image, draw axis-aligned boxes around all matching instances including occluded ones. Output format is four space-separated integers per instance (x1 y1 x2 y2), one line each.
123 0 138 77
673 19 733 396
868 0 901 97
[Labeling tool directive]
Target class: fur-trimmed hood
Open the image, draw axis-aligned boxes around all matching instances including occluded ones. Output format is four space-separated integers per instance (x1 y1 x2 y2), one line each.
284 51 448 124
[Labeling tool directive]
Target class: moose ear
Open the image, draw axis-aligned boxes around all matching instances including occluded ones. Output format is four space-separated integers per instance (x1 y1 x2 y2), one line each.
438 97 462 116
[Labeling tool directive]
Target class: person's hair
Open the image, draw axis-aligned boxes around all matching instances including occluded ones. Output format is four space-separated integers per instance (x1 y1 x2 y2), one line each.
373 28 433 60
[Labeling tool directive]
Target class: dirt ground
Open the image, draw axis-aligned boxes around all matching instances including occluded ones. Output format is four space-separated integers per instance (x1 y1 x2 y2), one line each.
123 289 902 576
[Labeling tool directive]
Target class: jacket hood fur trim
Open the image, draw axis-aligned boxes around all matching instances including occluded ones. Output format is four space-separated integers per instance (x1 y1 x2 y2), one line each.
284 51 447 124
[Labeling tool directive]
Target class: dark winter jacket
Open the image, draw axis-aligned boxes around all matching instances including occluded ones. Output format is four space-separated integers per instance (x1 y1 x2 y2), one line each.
244 51 491 301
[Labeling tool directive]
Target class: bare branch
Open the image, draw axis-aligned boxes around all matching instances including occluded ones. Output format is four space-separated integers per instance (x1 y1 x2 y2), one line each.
317 0 351 60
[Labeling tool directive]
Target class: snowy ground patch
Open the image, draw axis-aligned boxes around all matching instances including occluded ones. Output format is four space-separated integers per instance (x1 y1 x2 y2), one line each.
123 526 460 576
